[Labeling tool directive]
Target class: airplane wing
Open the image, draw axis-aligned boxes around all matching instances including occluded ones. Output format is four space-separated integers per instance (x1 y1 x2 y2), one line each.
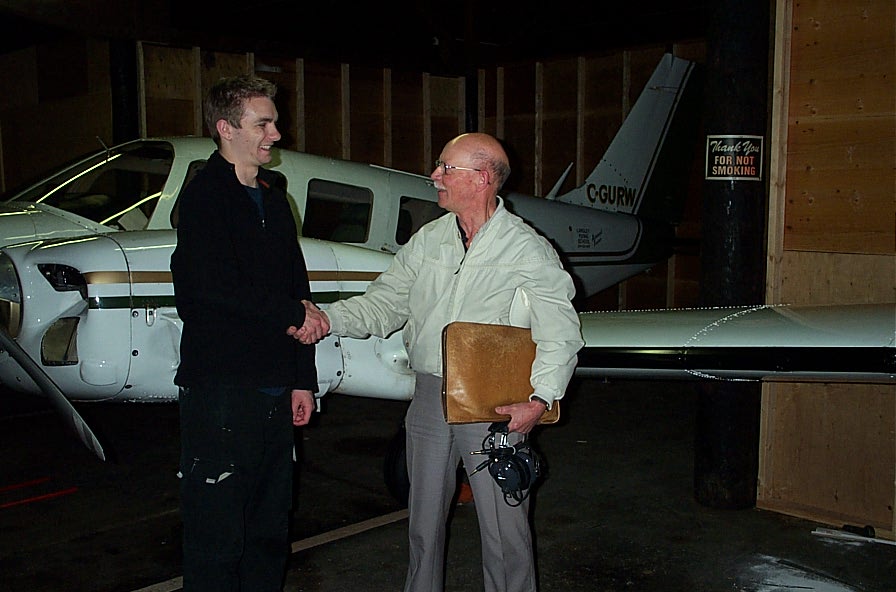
576 303 896 384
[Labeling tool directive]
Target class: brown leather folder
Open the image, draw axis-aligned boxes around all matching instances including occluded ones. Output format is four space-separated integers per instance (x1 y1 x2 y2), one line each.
441 321 559 424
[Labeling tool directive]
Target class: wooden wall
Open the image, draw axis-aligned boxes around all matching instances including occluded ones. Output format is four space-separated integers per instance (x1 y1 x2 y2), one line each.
759 0 896 537
0 35 703 315
132 40 705 312
479 43 707 311
0 35 113 191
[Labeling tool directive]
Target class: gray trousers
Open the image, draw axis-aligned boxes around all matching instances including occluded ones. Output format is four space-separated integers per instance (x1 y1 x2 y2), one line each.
403 373 536 592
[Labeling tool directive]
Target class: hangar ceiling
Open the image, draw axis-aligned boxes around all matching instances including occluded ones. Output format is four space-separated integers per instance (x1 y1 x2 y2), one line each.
0 0 705 73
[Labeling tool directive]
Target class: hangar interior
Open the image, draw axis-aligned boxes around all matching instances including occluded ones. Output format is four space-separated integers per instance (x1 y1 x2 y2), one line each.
0 0 893 539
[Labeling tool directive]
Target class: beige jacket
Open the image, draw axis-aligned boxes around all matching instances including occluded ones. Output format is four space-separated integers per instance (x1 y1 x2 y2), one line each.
327 198 583 406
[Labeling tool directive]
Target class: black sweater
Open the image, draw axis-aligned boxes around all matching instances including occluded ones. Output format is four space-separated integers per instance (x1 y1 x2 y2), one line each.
171 150 318 392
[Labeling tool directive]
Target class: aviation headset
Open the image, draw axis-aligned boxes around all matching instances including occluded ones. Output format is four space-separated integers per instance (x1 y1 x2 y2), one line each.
470 421 543 506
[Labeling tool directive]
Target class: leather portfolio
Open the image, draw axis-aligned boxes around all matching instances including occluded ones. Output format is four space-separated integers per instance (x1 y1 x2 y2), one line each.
441 321 560 424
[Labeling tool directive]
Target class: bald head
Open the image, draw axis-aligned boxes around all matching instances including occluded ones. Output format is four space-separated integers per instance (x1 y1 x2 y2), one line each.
445 133 511 190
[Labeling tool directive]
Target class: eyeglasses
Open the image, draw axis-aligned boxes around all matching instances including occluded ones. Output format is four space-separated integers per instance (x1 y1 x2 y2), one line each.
434 160 482 174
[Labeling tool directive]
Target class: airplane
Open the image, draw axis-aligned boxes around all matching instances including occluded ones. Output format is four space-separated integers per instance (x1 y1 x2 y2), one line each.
0 52 891 482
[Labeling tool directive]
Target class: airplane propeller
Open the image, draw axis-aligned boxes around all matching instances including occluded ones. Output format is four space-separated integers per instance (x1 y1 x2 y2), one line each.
0 327 106 461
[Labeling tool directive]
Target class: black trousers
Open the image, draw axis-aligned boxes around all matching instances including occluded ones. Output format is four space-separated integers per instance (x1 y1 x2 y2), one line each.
178 385 294 592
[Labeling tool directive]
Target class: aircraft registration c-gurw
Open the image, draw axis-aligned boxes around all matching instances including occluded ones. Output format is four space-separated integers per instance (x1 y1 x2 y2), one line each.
0 54 891 465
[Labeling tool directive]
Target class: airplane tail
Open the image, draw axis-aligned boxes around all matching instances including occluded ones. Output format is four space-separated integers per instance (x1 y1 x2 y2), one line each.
556 54 701 224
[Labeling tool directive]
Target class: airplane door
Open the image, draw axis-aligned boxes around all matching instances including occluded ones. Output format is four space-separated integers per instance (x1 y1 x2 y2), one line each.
126 283 181 401
120 232 181 401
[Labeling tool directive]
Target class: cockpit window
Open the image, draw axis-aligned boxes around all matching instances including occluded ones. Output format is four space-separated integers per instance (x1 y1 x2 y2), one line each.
7 142 174 231
397 197 443 245
303 179 373 243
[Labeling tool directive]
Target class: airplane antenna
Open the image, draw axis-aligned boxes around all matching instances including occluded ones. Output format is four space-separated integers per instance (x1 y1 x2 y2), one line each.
543 162 573 200
96 136 111 162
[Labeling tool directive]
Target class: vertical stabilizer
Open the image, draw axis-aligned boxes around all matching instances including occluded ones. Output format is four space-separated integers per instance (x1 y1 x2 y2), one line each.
557 54 700 223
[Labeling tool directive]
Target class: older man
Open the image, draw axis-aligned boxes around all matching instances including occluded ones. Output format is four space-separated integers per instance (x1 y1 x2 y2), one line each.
299 132 583 592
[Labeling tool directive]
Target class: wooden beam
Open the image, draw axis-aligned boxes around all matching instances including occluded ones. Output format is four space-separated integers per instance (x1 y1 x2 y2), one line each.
341 63 350 160
767 0 793 304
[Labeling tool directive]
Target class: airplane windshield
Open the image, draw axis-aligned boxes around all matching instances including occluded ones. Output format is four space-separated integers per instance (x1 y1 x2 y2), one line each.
5 142 175 230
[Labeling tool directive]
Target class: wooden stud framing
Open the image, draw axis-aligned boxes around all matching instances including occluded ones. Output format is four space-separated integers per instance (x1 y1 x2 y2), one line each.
295 58 306 152
383 68 392 167
496 67 504 140
576 57 585 187
341 63 350 161
192 47 201 136
422 72 432 172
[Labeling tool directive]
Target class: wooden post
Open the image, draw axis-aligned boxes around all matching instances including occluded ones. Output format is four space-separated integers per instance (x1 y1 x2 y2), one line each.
695 0 771 509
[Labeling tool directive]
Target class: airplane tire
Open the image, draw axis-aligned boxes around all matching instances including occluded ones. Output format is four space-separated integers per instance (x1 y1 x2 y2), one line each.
383 422 410 507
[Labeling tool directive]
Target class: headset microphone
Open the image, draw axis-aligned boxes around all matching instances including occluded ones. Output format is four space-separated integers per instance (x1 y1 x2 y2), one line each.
470 421 543 506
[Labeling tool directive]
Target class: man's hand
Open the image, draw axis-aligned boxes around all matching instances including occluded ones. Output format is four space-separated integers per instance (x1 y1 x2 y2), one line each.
287 300 330 344
291 389 315 426
495 399 547 434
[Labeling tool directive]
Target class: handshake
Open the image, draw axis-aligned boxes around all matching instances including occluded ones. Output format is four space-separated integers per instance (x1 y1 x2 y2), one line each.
287 300 331 344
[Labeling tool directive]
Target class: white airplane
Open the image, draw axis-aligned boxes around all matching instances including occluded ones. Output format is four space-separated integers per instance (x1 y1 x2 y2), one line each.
0 54 891 466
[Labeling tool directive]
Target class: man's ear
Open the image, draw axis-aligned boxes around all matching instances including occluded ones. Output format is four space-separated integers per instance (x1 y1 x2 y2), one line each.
216 119 231 141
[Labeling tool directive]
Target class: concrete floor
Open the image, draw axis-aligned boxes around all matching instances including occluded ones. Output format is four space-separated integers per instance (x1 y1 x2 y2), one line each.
1 378 893 591
283 378 894 592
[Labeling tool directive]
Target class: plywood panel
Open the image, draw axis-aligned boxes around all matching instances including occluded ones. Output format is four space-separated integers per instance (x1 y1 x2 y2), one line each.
789 50 894 118
255 56 300 150
791 0 895 67
628 47 668 109
785 0 895 255
478 67 499 137
0 46 38 110
349 65 386 166
760 0 896 539
502 62 537 195
2 92 113 190
429 75 463 160
579 54 623 187
778 251 896 304
142 44 199 137
0 38 111 189
36 37 90 101
783 174 894 253
758 382 895 535
199 50 251 93
541 57 578 198
144 98 196 139
391 70 425 175
303 61 343 158
787 117 892 171
142 45 197 101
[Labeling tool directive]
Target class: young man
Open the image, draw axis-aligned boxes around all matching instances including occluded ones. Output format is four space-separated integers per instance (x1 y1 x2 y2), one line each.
171 75 326 591
298 132 583 592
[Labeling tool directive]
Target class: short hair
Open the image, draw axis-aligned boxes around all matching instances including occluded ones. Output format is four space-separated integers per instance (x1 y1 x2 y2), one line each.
204 75 277 144
469 149 511 190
